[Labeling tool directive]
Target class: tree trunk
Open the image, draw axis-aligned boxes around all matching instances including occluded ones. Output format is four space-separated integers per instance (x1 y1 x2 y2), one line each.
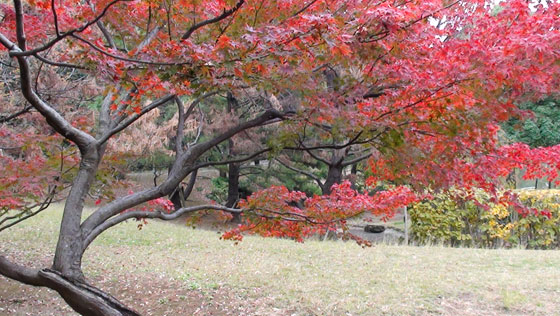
226 91 241 223
169 169 198 211
0 256 140 316
40 269 140 316
226 162 241 223
322 163 343 195
53 148 100 282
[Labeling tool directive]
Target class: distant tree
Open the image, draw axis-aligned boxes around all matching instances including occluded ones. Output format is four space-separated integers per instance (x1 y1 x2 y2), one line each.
502 98 560 188
503 98 560 148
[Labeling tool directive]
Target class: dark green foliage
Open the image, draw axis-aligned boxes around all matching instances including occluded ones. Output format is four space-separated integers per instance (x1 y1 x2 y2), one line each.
243 161 324 197
207 177 229 203
503 98 560 148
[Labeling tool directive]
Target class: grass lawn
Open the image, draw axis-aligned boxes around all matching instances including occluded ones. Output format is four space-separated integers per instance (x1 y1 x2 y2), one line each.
1 204 560 315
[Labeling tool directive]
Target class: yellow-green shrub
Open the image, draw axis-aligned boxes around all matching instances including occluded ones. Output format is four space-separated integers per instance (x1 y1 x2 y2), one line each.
409 189 560 249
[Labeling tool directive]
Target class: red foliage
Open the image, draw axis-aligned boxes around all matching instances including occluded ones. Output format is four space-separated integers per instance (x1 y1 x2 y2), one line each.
1 0 560 240
223 181 417 242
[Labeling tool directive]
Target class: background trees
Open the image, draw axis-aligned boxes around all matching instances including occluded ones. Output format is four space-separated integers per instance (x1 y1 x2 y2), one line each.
0 0 560 315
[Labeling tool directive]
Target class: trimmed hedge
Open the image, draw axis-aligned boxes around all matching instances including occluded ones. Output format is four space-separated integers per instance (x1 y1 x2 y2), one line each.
409 189 560 249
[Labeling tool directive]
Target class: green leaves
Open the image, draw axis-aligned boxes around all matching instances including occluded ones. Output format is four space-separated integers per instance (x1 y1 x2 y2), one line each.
503 98 560 148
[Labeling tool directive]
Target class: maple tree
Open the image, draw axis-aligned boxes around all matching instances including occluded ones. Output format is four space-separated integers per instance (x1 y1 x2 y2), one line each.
0 0 560 315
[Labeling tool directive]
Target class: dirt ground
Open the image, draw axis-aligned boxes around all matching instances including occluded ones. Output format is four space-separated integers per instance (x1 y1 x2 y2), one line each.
0 273 295 316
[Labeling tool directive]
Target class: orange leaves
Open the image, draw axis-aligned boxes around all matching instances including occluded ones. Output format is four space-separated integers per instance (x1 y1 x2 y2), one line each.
331 43 352 57
216 35 231 49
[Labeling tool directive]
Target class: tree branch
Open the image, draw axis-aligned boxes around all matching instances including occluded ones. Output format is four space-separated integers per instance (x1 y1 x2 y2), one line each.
33 53 85 69
181 0 245 40
300 146 331 165
275 158 324 187
341 152 372 167
0 256 43 286
0 34 96 151
71 35 190 66
194 148 271 169
0 105 32 123
175 97 185 156
97 94 175 145
182 168 198 201
82 110 288 239
290 0 320 18
10 0 131 57
0 192 55 233
84 204 241 247
85 0 117 49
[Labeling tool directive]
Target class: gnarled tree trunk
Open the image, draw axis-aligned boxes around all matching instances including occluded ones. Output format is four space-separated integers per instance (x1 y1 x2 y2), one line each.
322 163 343 195
0 256 140 316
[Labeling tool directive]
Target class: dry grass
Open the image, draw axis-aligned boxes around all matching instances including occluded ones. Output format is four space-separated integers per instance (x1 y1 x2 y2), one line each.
1 204 560 315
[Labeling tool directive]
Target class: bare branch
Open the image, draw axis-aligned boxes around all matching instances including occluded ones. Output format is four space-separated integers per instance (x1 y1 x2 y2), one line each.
341 152 372 167
0 194 55 233
13 0 26 50
0 105 32 123
300 146 331 165
82 110 288 237
275 158 324 187
290 0 320 18
85 0 117 49
0 256 43 286
84 204 241 247
97 94 175 145
181 0 245 40
51 0 60 36
183 91 221 125
33 53 86 69
182 168 198 201
136 26 161 52
195 148 271 169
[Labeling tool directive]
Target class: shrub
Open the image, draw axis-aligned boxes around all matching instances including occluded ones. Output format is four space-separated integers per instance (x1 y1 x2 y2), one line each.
409 189 560 249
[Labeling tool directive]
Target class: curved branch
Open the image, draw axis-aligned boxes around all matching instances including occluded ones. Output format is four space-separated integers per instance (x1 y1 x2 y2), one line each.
181 0 245 40
85 0 117 49
82 110 288 238
0 193 55 233
191 109 287 157
10 0 131 57
300 146 331 165
0 34 96 150
33 53 86 69
182 168 198 201
184 91 221 122
72 35 191 66
275 158 324 187
0 105 32 123
341 152 372 167
84 205 241 247
97 94 175 145
194 148 271 169
0 256 43 286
